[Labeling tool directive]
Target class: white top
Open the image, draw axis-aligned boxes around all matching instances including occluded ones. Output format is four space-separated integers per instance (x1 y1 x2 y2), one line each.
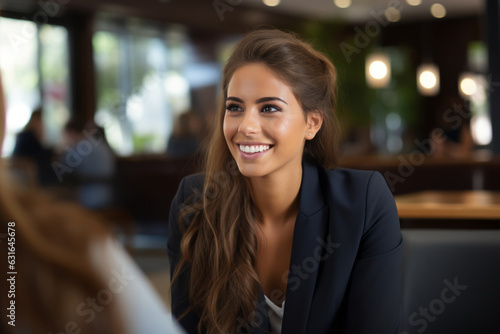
90 238 185 334
264 294 285 333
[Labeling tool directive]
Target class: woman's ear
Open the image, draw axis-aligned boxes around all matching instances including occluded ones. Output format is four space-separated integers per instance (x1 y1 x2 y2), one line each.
305 111 323 140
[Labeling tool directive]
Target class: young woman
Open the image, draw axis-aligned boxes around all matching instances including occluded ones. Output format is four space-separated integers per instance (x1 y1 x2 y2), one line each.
167 28 402 334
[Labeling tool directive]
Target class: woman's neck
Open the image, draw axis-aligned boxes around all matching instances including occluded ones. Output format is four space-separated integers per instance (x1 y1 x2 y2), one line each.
249 164 302 227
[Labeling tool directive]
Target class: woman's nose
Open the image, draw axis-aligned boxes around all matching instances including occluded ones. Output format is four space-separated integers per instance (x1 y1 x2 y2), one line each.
239 109 261 135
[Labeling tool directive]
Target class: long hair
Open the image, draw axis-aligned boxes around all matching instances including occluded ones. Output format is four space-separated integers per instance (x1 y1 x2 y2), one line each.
0 73 125 334
171 28 340 334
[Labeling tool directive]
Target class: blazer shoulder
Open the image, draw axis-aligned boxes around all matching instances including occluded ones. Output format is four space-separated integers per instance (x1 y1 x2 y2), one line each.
176 173 205 202
320 167 385 192
326 168 392 199
181 172 205 189
324 167 378 179
318 167 395 220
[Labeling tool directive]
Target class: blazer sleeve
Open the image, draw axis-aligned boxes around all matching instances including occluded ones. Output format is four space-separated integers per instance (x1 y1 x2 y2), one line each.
167 177 203 334
344 171 403 333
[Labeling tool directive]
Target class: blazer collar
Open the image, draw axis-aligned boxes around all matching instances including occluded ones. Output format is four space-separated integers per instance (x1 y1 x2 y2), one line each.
253 159 329 334
298 159 326 217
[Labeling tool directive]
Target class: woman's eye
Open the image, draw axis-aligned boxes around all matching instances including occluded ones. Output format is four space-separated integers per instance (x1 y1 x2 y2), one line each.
261 105 282 113
226 104 242 112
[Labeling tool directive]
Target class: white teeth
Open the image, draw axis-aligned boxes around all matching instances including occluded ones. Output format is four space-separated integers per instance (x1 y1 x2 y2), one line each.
239 144 271 153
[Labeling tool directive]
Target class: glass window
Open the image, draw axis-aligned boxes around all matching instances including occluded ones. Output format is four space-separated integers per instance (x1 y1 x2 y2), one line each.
93 31 127 153
39 24 71 145
465 41 492 147
0 17 40 156
0 17 70 156
94 23 193 156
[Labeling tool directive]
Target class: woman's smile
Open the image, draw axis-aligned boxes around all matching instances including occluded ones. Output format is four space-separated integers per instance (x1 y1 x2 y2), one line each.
236 143 275 160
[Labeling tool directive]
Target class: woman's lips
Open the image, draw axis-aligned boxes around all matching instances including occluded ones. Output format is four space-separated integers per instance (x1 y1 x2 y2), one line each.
236 143 274 159
238 144 271 153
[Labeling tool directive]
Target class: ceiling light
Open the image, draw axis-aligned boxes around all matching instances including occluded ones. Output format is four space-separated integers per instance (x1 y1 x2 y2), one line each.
385 7 401 22
370 61 388 79
366 53 391 88
460 77 477 97
459 73 488 101
431 3 446 18
334 0 351 9
263 0 280 7
406 0 422 5
417 64 440 95
420 71 437 89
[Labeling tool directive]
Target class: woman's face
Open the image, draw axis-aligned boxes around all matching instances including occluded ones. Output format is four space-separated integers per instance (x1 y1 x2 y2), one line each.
223 63 317 178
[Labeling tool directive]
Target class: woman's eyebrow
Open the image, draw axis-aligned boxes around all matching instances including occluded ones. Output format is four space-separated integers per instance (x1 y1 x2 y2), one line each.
226 96 288 105
256 97 288 105
226 96 244 103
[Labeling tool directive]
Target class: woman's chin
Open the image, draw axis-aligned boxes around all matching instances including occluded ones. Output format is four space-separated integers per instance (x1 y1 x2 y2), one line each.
236 165 269 178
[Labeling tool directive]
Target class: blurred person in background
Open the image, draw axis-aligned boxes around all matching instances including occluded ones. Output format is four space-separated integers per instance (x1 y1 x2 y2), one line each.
58 121 115 209
0 73 185 333
167 110 202 158
12 107 57 187
430 96 474 159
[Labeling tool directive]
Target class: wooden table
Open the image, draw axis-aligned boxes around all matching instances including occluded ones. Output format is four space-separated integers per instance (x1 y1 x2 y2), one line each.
395 191 500 220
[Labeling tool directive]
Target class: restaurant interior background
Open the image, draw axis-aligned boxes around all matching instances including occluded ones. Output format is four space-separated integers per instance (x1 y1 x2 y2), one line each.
1 0 500 330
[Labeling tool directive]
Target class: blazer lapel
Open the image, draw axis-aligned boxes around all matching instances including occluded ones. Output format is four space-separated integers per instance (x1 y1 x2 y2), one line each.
281 160 328 334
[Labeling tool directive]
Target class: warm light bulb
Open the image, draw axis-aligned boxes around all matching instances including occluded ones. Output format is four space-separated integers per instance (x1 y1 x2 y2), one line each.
406 0 422 6
334 0 351 9
417 64 440 95
385 7 401 22
420 71 437 89
460 77 477 96
366 53 391 88
369 61 388 79
431 3 446 18
263 0 280 7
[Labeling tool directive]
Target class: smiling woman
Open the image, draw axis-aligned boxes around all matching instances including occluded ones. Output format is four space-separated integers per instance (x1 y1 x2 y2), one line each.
167 28 402 334
223 63 323 178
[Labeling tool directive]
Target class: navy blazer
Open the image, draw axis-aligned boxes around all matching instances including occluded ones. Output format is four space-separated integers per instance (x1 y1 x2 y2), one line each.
167 160 403 334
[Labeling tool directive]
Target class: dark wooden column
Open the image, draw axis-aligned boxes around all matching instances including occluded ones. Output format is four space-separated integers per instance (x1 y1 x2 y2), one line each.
67 11 96 126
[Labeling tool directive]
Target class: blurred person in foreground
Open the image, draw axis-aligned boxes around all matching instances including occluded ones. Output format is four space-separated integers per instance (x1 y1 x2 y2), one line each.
168 28 402 334
0 73 184 333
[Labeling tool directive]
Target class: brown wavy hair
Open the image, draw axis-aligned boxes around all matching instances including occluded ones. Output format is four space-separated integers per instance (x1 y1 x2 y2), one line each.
171 28 340 334
0 72 125 333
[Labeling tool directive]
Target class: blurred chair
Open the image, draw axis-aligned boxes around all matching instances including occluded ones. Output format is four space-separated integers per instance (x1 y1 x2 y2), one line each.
401 229 500 334
96 205 135 252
